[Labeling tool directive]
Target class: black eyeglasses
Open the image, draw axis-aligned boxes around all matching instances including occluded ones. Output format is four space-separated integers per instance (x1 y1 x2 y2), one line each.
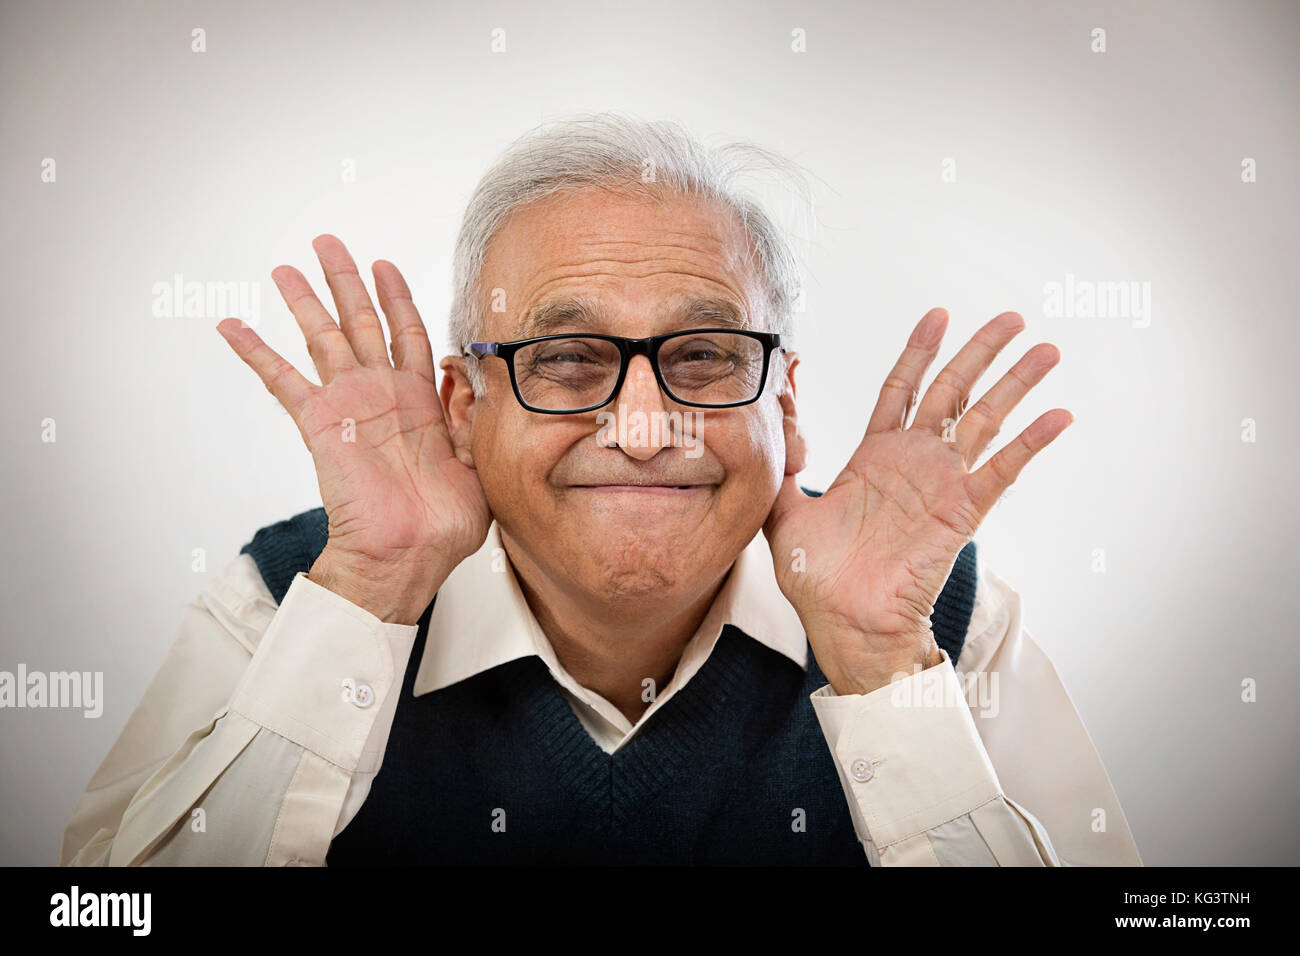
465 328 785 414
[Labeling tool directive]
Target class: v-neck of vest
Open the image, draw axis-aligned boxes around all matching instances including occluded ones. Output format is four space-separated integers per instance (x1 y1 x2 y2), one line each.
490 623 767 826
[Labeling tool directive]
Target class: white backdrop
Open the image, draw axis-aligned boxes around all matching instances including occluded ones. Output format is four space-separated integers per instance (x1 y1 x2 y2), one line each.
2 0 1296 865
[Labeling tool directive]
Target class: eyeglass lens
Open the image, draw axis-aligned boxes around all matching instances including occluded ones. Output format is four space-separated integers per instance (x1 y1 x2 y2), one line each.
512 332 767 411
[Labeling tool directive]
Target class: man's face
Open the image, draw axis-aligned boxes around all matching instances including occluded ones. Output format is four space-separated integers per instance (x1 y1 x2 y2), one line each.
441 185 804 609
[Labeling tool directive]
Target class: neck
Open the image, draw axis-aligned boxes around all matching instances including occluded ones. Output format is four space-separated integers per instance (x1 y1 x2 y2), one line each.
501 531 732 725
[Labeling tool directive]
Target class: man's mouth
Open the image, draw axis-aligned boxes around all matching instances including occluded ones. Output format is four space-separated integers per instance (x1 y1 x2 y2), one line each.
569 484 711 495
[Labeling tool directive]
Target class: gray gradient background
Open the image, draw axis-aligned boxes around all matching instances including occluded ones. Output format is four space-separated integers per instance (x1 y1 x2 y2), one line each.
2 0 1296 866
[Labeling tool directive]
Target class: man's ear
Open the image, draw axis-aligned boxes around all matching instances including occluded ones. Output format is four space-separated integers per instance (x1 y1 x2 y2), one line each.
438 355 478 469
778 352 807 476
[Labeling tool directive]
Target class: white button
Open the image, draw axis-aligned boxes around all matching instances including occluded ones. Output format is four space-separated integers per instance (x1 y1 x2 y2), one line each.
341 678 374 708
850 758 874 782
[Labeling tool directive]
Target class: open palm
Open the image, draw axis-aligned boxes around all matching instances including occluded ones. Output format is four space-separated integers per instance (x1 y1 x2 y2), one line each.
765 308 1072 692
218 235 491 612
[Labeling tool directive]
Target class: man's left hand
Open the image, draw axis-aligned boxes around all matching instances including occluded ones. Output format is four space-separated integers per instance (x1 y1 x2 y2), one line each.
764 307 1071 696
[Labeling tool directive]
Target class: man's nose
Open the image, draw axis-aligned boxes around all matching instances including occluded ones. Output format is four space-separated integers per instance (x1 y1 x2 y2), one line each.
609 354 674 461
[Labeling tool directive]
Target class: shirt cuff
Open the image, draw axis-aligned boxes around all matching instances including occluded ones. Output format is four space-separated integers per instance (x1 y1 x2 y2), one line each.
229 571 419 771
809 647 1003 850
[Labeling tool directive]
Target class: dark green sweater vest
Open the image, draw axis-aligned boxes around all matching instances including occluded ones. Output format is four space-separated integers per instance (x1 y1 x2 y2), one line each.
239 497 978 865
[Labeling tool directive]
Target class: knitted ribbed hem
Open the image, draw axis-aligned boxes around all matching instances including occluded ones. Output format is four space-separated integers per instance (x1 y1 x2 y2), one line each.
932 540 978 663
239 506 329 605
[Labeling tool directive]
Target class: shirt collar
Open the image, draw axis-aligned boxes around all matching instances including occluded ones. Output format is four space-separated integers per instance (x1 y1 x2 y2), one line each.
413 519 807 698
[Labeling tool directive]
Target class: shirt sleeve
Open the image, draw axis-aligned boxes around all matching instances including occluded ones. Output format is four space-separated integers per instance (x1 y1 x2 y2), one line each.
59 554 419 866
809 560 1142 867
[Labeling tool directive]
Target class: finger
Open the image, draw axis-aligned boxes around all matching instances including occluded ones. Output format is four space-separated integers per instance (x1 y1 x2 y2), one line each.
967 408 1073 515
373 260 436 382
911 311 1025 434
863 308 948 436
216 317 316 415
271 264 357 384
953 343 1060 465
312 234 391 368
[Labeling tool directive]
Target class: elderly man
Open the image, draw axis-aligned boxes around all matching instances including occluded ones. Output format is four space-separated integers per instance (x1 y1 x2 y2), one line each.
61 115 1140 866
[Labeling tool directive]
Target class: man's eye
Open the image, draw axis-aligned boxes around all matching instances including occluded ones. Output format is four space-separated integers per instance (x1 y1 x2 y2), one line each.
538 350 598 365
670 343 733 366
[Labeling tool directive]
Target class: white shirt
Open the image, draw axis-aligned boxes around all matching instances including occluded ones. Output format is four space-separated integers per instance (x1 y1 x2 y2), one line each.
59 520 1141 866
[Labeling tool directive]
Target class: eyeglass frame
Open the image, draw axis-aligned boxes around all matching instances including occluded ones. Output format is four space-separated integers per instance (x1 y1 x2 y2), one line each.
465 328 786 414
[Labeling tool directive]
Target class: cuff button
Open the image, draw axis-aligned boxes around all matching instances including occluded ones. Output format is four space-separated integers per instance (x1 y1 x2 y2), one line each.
342 678 375 708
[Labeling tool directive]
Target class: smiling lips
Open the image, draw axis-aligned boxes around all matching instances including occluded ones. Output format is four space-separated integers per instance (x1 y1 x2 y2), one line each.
569 484 711 495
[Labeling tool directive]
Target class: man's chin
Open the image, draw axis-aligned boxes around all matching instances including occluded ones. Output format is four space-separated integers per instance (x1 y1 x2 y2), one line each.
571 528 697 602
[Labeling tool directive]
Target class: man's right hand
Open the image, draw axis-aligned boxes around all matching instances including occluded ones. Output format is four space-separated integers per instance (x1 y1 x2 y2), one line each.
217 234 491 624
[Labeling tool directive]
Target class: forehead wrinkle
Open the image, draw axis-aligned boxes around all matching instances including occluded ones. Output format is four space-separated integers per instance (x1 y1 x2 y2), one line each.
510 254 756 315
518 245 761 298
532 249 744 281
572 236 755 279
573 232 733 257
517 290 752 338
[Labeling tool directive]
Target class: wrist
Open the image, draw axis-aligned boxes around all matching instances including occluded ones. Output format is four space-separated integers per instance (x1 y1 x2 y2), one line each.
307 546 451 625
816 629 945 697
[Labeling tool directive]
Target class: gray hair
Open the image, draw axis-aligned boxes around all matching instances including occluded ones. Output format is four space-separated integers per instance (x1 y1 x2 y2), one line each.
447 112 813 397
